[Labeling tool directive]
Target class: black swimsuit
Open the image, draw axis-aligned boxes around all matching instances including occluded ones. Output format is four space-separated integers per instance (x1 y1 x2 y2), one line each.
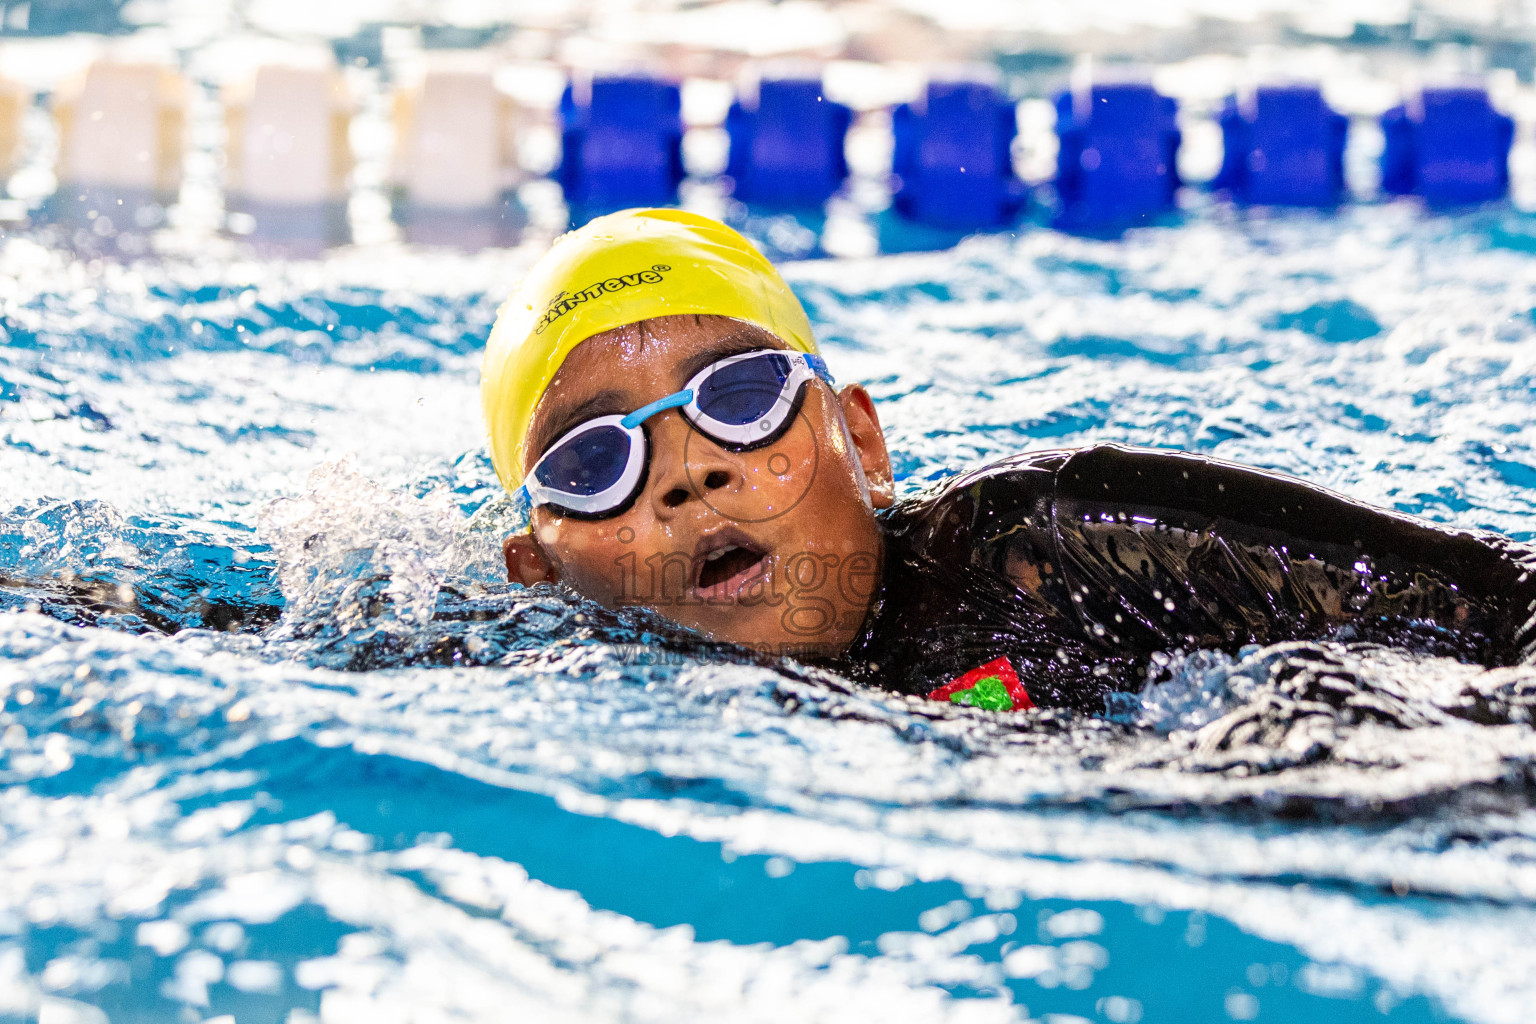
839 444 1536 712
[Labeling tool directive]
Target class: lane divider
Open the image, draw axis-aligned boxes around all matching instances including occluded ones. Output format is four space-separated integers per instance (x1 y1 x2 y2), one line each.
13 58 1526 246
726 77 851 209
891 79 1024 230
1053 81 1181 231
1382 86 1513 206
1213 85 1348 208
558 73 684 211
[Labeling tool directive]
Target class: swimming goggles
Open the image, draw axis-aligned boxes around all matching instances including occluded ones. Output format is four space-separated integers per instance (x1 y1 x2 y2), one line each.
519 349 835 519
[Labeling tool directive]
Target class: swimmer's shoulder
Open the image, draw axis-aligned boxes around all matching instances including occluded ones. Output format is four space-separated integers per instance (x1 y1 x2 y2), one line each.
880 447 1079 556
1050 443 1536 575
885 441 1395 556
1048 442 1477 542
898 446 1076 510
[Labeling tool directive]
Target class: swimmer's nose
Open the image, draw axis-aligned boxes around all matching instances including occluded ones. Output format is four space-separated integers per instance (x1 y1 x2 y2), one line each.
647 410 741 516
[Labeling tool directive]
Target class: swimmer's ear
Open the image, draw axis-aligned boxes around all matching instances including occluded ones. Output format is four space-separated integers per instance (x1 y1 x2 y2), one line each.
837 384 894 510
504 531 560 586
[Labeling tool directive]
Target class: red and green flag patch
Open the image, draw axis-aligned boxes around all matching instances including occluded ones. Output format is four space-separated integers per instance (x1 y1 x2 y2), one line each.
927 657 1035 711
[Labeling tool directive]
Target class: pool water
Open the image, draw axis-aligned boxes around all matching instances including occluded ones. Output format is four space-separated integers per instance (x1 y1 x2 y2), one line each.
6 203 1536 1023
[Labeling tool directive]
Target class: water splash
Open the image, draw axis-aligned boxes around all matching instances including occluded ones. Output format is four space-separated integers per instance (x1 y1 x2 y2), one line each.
9 206 1536 1022
258 457 506 640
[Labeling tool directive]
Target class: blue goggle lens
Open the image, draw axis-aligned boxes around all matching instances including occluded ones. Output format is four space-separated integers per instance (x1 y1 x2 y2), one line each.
696 352 792 426
534 424 632 497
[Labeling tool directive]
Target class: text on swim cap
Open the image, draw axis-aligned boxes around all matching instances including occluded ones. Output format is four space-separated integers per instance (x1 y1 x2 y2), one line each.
534 264 672 335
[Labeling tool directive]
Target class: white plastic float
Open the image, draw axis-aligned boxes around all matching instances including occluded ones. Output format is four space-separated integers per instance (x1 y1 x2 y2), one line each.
0 73 24 188
224 63 353 247
393 68 516 209
390 66 520 245
52 60 186 199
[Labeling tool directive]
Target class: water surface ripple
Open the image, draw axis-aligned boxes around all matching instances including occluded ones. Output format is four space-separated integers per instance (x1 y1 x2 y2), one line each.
5 207 1536 1023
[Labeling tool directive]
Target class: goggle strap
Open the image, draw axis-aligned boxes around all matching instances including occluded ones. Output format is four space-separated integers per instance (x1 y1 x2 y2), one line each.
805 353 834 386
620 388 694 429
510 484 533 519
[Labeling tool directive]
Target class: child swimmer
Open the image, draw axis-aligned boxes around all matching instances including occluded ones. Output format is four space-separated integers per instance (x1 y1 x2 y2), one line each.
482 209 1536 713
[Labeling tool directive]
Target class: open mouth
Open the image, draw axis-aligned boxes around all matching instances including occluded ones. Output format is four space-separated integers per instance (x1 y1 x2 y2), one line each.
694 539 770 594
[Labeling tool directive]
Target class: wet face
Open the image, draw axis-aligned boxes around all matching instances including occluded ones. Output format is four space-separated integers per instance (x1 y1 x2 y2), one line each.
503 314 894 658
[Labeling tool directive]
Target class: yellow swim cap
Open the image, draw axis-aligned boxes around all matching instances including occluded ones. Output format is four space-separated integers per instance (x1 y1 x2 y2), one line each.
480 208 818 491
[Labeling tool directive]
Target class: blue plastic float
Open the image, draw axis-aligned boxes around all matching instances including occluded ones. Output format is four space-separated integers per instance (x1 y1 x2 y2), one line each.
558 74 685 208
890 80 1025 229
527 68 1514 236
1381 86 1513 205
1213 85 1347 206
1054 82 1181 230
726 78 851 207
